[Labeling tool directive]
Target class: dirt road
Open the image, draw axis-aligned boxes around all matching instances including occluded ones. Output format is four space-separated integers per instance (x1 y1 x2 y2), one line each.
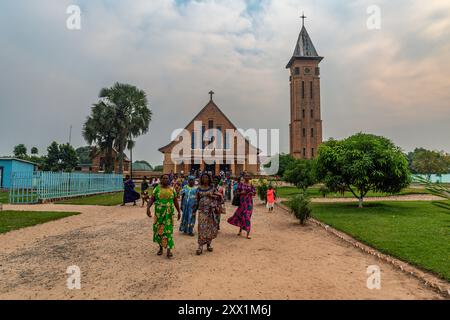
0 202 444 300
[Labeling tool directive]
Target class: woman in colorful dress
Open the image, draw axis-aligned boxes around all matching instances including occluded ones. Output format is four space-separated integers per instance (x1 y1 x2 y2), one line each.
147 174 181 259
179 176 198 236
195 174 223 255
227 173 256 239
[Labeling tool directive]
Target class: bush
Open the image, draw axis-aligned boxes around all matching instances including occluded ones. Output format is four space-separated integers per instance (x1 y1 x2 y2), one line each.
286 192 312 225
253 178 269 203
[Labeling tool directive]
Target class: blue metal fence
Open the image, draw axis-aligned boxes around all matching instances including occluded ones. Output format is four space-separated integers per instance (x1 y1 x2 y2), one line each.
9 171 123 204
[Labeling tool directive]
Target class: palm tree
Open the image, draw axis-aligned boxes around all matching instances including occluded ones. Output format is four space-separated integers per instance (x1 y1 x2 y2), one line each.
83 102 118 173
99 83 152 174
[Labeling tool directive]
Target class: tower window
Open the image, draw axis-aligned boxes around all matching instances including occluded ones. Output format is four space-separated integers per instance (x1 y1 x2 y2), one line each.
302 81 305 99
311 109 314 118
310 81 313 98
315 67 320 76
303 148 306 158
302 109 305 118
311 128 314 137
303 128 306 137
208 119 214 129
312 148 315 157
294 67 300 75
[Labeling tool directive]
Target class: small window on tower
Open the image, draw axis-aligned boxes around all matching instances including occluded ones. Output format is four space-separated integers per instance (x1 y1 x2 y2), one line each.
311 128 314 137
312 148 315 157
311 109 314 118
303 128 306 137
303 148 306 158
208 119 214 129
302 81 305 99
310 81 313 98
302 109 305 118
295 67 300 75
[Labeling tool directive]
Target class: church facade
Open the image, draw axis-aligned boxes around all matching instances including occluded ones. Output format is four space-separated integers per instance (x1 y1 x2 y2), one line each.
287 19 324 159
159 94 260 176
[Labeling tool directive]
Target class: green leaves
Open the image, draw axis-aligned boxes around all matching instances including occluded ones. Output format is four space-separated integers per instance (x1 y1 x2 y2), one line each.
316 133 411 207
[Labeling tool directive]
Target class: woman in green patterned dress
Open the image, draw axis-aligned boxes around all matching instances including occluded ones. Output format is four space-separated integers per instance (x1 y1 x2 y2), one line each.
147 174 181 258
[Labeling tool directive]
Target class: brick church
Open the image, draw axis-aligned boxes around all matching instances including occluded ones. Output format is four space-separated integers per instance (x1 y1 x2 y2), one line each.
287 16 324 159
159 92 260 176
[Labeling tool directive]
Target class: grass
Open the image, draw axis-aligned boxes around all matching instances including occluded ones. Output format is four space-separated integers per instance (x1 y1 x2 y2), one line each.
310 201 450 281
55 187 149 206
55 192 125 206
0 210 80 234
276 186 430 199
0 191 8 204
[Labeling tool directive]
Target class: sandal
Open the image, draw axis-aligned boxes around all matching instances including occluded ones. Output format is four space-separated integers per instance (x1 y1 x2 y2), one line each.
167 250 173 259
207 246 214 252
196 247 203 255
157 247 163 256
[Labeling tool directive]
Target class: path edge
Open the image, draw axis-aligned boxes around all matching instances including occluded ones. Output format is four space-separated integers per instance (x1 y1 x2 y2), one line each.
277 203 450 298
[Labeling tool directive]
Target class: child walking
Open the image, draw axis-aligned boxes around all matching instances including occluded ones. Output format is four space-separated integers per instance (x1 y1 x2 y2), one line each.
266 185 276 212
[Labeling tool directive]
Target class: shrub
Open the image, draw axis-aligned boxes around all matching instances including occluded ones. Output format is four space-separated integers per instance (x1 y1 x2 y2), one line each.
286 192 312 225
254 178 269 203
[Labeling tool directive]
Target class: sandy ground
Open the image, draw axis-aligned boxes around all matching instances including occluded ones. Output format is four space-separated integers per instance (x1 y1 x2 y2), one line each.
0 201 445 300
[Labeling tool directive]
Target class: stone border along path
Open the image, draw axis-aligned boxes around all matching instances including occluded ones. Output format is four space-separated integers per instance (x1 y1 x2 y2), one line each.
278 203 450 298
0 201 447 300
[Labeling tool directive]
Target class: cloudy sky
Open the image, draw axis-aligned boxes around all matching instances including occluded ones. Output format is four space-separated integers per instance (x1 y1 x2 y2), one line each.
1 0 449 166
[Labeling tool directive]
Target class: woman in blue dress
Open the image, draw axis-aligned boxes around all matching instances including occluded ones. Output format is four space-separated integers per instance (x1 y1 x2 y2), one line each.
179 176 198 236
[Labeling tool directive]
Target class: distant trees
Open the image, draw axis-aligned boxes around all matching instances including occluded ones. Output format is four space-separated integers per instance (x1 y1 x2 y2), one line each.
42 142 79 172
283 159 317 191
264 153 297 177
83 83 152 174
153 165 164 172
31 147 39 155
13 144 27 159
316 133 411 208
408 148 450 179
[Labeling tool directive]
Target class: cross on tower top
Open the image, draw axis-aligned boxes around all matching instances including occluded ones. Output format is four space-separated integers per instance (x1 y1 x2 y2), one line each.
209 90 215 101
300 12 307 27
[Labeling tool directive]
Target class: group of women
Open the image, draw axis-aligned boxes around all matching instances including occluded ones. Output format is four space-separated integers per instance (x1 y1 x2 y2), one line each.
146 173 256 259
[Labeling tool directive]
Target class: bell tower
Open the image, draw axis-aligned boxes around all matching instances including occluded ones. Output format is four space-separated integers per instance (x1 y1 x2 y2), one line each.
287 14 323 159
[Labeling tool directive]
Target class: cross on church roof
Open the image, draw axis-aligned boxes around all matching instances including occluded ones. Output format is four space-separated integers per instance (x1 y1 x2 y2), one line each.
301 12 307 27
209 90 215 101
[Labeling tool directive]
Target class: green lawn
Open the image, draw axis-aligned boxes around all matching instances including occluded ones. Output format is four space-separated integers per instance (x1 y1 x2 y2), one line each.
55 192 125 206
0 191 8 204
276 186 430 199
0 211 80 234
55 187 149 206
310 201 450 281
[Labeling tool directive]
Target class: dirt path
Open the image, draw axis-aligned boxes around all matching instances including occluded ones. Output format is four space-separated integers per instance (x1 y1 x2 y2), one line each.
0 202 444 300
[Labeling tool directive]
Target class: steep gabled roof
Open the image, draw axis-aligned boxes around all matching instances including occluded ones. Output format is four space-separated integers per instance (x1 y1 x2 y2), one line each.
159 99 259 154
286 25 323 68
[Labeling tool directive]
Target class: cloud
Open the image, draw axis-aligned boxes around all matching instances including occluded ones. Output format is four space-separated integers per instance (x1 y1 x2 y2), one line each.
0 0 449 166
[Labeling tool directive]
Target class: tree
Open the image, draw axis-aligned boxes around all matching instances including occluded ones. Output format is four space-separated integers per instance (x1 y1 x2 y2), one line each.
153 165 164 172
83 102 118 173
13 144 27 159
264 153 297 177
59 144 79 172
76 146 93 165
42 142 79 172
316 133 411 208
410 148 450 180
31 147 39 155
43 141 61 171
283 159 317 191
99 83 152 174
